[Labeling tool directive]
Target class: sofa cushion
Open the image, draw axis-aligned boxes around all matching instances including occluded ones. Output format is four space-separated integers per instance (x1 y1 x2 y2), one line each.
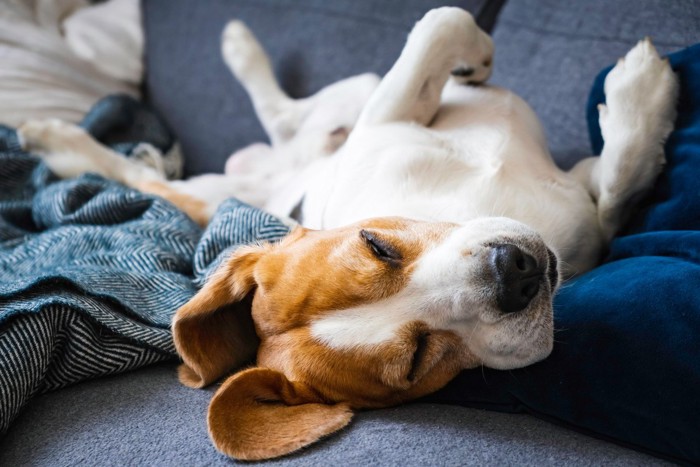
0 363 664 465
142 0 504 176
428 43 700 465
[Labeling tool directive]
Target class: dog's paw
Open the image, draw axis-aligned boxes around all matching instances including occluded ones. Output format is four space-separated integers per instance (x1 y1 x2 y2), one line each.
411 7 494 85
603 38 678 137
221 20 268 80
595 39 679 240
17 119 108 179
17 119 86 153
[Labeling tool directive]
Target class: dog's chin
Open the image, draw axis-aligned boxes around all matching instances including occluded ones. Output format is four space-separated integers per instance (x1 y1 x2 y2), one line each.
466 323 552 371
470 288 555 371
467 233 557 370
482 346 553 371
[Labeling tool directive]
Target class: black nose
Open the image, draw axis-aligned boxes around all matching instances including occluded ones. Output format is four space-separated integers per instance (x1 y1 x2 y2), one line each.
490 244 544 314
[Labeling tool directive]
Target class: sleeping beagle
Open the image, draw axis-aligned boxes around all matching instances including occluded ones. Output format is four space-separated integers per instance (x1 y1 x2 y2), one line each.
18 7 678 461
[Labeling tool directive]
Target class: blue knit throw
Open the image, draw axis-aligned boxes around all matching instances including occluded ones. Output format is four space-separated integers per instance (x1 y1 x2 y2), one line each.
0 96 289 433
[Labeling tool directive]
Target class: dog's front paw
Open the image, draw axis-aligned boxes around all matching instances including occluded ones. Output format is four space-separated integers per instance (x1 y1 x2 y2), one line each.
412 8 494 85
450 27 493 86
602 38 678 139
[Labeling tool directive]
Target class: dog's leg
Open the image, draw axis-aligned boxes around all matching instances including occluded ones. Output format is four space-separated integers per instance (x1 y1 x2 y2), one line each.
222 20 307 145
570 39 678 241
18 119 213 226
18 119 164 185
355 7 493 128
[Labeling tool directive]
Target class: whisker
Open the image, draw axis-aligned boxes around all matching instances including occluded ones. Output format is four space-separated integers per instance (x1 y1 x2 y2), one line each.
467 322 481 346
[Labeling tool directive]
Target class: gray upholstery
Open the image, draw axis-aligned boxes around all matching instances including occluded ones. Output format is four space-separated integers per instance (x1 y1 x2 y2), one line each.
489 0 699 169
142 0 500 176
0 363 667 466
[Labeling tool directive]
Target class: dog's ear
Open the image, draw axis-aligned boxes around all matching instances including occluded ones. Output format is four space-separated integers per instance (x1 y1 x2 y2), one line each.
172 245 265 388
208 367 353 460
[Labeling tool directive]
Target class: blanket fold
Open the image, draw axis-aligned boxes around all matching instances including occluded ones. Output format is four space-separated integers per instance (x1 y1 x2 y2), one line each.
0 96 289 433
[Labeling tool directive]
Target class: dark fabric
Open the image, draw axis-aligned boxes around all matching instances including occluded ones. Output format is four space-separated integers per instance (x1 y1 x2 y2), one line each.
142 0 501 177
429 44 700 465
0 97 289 434
80 94 175 155
488 0 700 169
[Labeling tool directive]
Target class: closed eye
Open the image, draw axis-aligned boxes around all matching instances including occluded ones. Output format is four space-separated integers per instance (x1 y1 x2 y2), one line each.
360 229 402 265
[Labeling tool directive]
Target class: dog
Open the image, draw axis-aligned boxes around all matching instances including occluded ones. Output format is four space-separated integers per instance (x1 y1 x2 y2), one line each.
17 7 678 461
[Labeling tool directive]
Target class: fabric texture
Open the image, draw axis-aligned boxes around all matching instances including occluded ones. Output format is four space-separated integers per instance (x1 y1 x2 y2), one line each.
0 96 289 434
142 0 502 177
428 44 700 465
0 362 666 466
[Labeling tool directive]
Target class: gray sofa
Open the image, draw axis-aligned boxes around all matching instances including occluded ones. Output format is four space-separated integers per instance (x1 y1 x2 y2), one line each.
1 1 697 464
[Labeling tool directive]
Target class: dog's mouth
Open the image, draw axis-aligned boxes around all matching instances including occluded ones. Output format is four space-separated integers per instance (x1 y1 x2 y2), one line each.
545 247 560 291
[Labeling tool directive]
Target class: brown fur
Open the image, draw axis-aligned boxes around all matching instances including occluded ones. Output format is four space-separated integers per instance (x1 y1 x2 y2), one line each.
208 368 352 461
136 180 210 227
173 245 265 387
173 217 479 459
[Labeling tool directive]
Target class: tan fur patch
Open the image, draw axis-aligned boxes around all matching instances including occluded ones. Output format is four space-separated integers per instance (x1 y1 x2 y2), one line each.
258 321 477 408
136 180 210 227
207 367 353 460
172 216 486 461
251 218 456 335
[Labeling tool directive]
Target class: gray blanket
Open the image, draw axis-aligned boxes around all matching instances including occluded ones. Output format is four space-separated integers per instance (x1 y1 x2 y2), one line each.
0 96 289 433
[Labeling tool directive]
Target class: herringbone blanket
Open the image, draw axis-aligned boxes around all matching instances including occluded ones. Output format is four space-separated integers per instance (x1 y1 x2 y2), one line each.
0 97 289 433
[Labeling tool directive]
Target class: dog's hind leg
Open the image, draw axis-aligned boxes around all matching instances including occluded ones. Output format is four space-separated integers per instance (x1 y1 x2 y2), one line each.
355 7 493 128
18 119 164 186
222 20 380 155
569 38 678 241
222 20 305 145
18 119 214 226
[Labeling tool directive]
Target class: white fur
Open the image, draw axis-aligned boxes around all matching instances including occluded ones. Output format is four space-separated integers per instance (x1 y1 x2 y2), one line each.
18 8 678 370
311 218 555 369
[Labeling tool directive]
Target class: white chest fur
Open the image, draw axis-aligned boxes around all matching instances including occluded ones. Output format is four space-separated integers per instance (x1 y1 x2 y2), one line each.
302 85 602 275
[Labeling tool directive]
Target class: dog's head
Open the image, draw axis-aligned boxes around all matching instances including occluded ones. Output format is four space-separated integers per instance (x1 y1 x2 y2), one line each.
173 217 558 460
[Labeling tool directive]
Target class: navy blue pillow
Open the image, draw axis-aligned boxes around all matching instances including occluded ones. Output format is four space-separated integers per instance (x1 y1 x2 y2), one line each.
428 44 700 465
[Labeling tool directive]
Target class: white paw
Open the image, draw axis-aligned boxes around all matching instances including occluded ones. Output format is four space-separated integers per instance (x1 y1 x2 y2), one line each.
17 118 86 153
603 38 678 138
413 7 494 85
221 20 267 79
595 39 679 239
17 119 110 180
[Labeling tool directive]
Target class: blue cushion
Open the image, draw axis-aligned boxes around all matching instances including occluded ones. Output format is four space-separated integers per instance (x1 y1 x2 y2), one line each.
427 44 700 465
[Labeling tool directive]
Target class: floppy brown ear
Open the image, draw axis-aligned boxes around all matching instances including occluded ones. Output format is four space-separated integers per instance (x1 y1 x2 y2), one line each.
172 246 265 388
208 367 353 460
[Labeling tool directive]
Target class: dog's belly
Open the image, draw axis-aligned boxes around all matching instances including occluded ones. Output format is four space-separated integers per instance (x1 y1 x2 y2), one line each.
302 86 603 274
